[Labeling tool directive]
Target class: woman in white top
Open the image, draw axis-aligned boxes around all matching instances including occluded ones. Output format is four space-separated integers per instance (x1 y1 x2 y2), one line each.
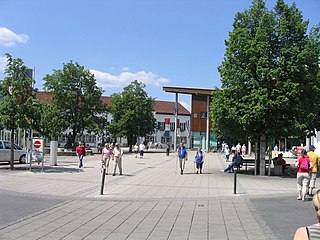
101 143 112 175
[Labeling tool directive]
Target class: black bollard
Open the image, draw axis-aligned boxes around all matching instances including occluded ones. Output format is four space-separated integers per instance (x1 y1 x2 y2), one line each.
100 168 106 195
233 169 237 194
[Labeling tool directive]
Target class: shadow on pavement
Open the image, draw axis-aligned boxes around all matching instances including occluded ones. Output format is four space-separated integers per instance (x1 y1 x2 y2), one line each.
0 165 85 174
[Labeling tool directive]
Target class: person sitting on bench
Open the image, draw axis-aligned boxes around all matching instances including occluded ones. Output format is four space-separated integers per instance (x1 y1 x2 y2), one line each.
222 152 243 173
273 153 292 174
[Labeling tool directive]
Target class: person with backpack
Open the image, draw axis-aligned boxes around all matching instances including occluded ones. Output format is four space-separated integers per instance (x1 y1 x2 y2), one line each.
296 149 312 201
194 147 205 174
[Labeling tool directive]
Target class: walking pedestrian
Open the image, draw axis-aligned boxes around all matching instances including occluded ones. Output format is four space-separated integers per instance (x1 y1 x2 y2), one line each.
225 145 230 162
221 141 226 154
76 142 86 168
308 145 320 196
134 143 139 158
139 142 145 158
101 143 113 175
241 144 247 156
194 147 205 174
166 143 170 156
236 142 241 155
296 149 312 201
293 189 320 240
231 144 236 154
113 143 123 176
177 143 188 175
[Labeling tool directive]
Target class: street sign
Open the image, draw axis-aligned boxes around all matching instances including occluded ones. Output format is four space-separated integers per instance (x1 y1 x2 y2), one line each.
34 140 41 149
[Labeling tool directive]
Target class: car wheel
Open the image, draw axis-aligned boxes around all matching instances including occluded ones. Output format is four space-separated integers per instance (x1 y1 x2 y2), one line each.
19 155 26 164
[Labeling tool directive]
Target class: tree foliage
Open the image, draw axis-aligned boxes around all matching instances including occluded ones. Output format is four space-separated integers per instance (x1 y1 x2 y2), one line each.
109 80 156 152
211 0 320 142
0 53 36 169
32 100 66 141
43 61 106 147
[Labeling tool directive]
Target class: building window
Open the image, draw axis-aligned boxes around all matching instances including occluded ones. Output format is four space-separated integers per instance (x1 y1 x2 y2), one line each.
161 136 172 144
89 135 96 142
170 122 175 131
158 122 165 131
200 112 207 119
145 136 155 144
180 123 186 132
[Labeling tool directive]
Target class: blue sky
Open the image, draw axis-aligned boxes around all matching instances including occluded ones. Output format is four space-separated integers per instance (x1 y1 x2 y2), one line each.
0 0 319 110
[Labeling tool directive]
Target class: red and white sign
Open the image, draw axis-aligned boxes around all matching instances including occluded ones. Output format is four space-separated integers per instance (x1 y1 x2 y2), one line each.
33 140 41 149
32 138 44 152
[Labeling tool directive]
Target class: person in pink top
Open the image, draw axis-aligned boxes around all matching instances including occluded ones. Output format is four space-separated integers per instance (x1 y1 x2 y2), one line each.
101 143 113 175
296 149 312 201
241 144 247 156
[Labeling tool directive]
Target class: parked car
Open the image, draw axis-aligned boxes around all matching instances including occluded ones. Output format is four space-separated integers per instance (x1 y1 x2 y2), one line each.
0 140 27 163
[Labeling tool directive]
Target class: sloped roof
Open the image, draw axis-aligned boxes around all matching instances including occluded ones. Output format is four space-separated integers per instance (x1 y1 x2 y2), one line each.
154 100 190 115
36 91 52 103
36 92 190 115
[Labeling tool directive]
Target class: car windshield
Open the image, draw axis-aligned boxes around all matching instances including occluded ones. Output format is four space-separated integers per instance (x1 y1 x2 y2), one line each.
14 144 22 150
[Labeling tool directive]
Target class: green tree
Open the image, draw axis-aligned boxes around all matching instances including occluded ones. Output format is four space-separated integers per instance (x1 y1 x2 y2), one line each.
0 54 36 169
109 80 156 152
32 99 66 141
211 0 320 144
43 61 106 148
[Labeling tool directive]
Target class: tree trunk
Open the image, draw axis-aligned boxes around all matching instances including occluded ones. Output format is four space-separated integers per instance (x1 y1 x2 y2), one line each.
255 139 260 175
72 129 77 150
128 134 133 153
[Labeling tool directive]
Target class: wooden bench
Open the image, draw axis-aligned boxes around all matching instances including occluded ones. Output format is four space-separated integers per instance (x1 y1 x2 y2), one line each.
238 159 271 172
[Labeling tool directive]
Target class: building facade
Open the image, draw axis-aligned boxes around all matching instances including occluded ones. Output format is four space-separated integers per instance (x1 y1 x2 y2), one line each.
26 93 191 149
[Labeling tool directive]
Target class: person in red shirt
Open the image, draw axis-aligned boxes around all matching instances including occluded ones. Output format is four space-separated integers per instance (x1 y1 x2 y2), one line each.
76 142 86 168
296 149 312 201
274 153 292 175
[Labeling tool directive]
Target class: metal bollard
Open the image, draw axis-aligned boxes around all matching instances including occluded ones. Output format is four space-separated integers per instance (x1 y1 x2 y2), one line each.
233 169 237 194
100 168 106 195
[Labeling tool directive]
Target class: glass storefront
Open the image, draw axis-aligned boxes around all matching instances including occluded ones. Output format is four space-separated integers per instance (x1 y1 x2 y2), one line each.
192 132 217 151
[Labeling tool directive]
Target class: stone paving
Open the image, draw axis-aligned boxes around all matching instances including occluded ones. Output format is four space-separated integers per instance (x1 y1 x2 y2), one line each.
0 150 300 239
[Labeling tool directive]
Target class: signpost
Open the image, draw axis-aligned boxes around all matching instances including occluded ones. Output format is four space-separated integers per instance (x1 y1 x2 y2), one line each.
32 138 44 172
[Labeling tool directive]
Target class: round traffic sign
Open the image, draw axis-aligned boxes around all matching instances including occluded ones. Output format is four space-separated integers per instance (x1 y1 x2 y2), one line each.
34 140 41 149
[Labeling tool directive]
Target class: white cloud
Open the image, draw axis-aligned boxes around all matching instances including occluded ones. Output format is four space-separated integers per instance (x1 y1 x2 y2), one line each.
121 66 130 71
0 55 7 71
90 69 171 89
0 27 29 47
180 101 191 112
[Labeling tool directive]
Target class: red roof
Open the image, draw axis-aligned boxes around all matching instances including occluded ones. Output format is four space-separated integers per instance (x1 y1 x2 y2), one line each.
154 100 190 115
36 92 190 115
36 92 52 104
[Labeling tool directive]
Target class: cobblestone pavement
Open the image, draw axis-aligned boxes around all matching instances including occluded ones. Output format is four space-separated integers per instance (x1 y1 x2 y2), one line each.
0 151 314 239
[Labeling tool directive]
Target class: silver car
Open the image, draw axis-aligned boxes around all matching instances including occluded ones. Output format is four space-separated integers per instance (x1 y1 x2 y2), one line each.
0 140 27 163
